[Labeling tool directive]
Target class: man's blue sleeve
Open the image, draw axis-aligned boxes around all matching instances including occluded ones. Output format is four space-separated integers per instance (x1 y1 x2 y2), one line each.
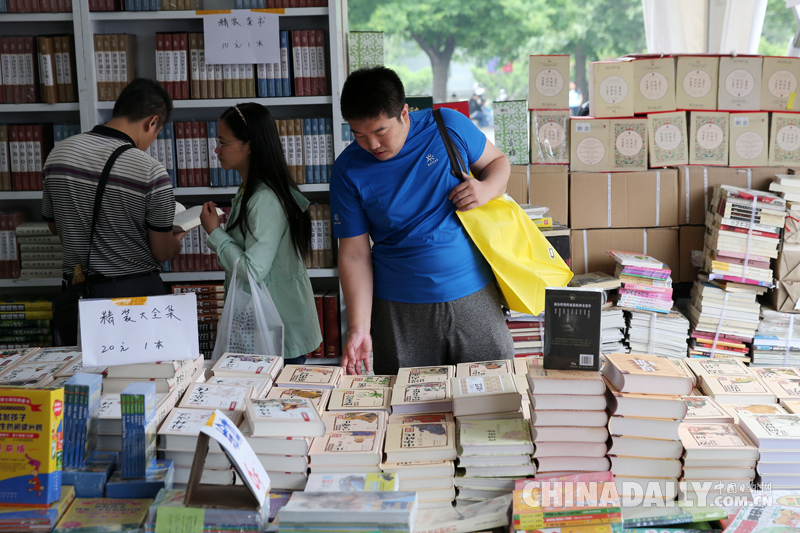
441 107 488 166
330 158 370 239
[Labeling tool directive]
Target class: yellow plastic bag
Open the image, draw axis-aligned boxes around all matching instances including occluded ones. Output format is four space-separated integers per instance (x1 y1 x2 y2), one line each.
457 195 573 315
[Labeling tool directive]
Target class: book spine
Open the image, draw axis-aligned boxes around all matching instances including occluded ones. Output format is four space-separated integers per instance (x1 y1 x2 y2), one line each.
175 121 186 188
314 29 326 95
303 118 313 184
291 31 303 96
280 30 290 97
311 291 323 357
323 291 339 359
197 33 207 99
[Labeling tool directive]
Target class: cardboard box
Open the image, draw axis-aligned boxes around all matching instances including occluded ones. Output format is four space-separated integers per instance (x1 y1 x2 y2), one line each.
530 165 569 225
531 110 569 164
633 57 676 114
570 118 610 172
569 169 678 230
770 113 800 167
528 55 570 110
776 244 800 282
676 56 720 110
676 166 788 225
772 280 800 312
570 227 679 275
589 61 635 118
493 100 529 164
761 56 800 112
648 111 689 167
508 165 529 205
689 111 729 166
718 56 763 111
679 225 705 283
609 118 648 171
729 112 769 167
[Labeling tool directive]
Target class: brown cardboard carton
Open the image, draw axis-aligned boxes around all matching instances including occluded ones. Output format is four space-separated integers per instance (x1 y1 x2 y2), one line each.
717 56 763 111
528 55 570 110
508 165 529 205
675 56 720 110
530 165 568 225
729 112 769 167
676 166 787 225
769 113 800 167
776 244 800 282
633 56 676 114
570 227 679 275
589 61 635 118
689 111 729 166
761 56 800 112
772 280 800 312
531 110 569 164
679 225 705 283
569 169 678 230
570 118 610 172
648 111 688 167
609 118 648 171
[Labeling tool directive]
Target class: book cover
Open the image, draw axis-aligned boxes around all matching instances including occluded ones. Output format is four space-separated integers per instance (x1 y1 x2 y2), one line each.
396 366 454 385
384 422 455 454
648 111 688 167
458 419 533 452
455 360 512 377
178 382 251 412
531 110 569 164
211 353 283 381
265 387 329 414
729 112 769 167
543 288 602 371
527 55 570 110
275 364 341 389
305 472 397 493
327 388 392 411
53 498 152 532
675 56 719 110
493 100 528 164
321 411 387 433
633 56 676 114
680 422 757 452
338 375 395 389
244 397 324 434
768 113 800 166
310 430 383 455
393 382 450 404
610 118 648 171
689 111 729 166
718 56 762 111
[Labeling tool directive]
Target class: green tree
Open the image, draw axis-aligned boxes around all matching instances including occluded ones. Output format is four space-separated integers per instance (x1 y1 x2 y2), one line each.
760 0 796 55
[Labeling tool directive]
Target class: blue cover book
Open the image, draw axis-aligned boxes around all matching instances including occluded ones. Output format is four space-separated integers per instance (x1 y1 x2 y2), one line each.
106 459 174 499
206 121 217 187
280 31 290 97
163 122 176 187
53 124 63 145
120 382 156 479
61 452 115 497
65 373 102 469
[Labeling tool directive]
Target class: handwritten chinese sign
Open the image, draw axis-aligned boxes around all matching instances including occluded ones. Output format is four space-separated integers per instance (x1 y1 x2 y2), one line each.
201 410 269 507
79 294 199 367
203 10 279 65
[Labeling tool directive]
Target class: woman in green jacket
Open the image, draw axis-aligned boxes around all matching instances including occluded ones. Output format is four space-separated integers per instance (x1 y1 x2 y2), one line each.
200 103 322 363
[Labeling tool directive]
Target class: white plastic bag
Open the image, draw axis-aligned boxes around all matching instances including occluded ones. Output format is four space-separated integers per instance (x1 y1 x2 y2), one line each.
212 257 284 360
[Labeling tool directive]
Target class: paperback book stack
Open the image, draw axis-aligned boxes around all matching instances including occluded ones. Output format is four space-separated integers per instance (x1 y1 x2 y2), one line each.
308 413 385 476
97 390 180 454
171 283 225 360
0 299 54 347
0 210 27 279
678 422 759 503
751 308 800 367
569 272 627 354
625 309 691 359
738 413 800 489
751 367 800 407
603 353 693 504
381 412 456 510
102 356 204 396
210 352 284 384
15 222 61 279
686 358 777 405
242 397 326 491
0 345 75 387
277 491 418 533
609 250 674 314
506 311 545 357
120 382 158 479
391 366 454 415
63 372 102 470
268 364 341 414
157 407 242 488
526 357 609 479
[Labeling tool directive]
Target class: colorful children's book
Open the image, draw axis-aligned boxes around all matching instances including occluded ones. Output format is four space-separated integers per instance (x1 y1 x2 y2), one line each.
53 497 153 532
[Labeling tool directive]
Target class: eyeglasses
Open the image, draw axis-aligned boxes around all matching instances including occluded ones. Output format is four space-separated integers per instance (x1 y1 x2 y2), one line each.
214 138 244 148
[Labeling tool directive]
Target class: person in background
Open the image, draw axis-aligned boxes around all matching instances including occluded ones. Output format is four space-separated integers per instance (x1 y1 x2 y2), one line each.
200 103 321 364
42 78 183 346
331 66 514 376
569 81 583 116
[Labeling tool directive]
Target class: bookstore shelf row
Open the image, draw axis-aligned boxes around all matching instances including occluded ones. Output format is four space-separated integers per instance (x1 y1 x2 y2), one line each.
0 184 331 199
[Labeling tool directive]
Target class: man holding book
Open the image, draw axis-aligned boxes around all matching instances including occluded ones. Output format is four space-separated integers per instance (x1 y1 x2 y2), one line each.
331 67 514 376
42 78 184 345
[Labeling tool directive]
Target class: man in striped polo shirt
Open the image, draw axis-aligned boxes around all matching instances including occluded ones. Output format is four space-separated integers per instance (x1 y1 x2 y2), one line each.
42 78 184 345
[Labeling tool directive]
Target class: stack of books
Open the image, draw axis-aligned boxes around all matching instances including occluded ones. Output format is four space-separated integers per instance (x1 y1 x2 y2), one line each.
751 367 800 405
526 358 609 478
506 311 545 357
412 493 513 533
391 366 454 414
769 173 800 205
0 347 72 386
63 373 102 470
625 309 691 359
96 390 179 454
277 491 418 533
381 413 456 510
455 418 534 508
145 488 269 533
0 299 54 346
687 277 763 361
704 185 785 288
603 353 693 505
686 358 777 404
120 382 158 479
0 485 75 532
241 397 326 491
602 307 627 355
210 352 284 383
678 422 758 503
751 308 800 367
739 413 800 489
609 250 674 314
170 284 225 359
102 357 204 397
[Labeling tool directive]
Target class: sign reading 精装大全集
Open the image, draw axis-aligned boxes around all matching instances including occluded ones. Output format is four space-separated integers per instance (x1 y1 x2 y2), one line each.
202 10 279 65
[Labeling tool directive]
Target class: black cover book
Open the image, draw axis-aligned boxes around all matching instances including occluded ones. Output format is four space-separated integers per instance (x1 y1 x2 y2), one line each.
543 287 602 371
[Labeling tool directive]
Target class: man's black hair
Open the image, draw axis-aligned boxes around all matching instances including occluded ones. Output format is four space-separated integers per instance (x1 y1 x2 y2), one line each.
112 78 173 127
340 67 405 122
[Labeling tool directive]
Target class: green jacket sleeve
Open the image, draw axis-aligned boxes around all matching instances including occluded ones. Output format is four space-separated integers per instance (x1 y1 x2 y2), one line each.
206 189 286 284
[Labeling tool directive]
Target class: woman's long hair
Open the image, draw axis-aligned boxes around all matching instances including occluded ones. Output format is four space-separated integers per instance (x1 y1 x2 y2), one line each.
221 103 311 261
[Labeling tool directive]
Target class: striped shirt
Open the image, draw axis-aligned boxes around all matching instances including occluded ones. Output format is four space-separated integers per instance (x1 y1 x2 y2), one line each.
42 126 175 277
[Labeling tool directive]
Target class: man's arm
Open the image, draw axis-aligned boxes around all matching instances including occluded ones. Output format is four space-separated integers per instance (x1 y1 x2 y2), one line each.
338 233 373 375
448 139 510 211
148 229 183 263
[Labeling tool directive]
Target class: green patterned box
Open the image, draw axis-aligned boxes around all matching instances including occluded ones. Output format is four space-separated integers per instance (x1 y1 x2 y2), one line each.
648 111 688 167
610 118 648 171
531 110 569 164
348 32 384 74
689 111 729 166
769 113 800 166
493 100 529 164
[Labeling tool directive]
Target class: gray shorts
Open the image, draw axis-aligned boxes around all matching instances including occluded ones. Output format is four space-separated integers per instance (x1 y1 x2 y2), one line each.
371 283 515 375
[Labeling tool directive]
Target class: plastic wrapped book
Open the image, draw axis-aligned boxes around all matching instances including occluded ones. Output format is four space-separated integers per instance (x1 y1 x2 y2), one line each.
144 489 269 533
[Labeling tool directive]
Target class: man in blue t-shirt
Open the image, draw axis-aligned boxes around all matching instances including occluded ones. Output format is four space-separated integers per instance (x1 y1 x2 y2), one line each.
331 67 515 376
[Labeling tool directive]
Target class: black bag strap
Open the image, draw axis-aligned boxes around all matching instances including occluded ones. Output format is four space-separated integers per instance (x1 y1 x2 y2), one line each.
432 108 468 181
84 143 135 275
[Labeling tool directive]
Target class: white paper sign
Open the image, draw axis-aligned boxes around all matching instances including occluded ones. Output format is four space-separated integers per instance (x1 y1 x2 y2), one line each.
79 293 199 367
201 410 269 507
203 11 280 65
